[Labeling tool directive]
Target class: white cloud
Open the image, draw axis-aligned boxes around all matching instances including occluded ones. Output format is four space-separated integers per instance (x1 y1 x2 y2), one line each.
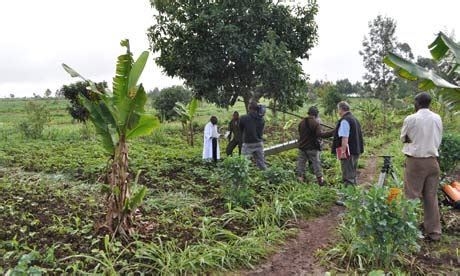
0 0 459 97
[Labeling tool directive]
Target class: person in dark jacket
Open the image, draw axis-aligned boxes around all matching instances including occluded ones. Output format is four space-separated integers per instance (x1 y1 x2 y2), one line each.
331 101 364 185
296 106 334 185
240 101 266 170
226 111 242 156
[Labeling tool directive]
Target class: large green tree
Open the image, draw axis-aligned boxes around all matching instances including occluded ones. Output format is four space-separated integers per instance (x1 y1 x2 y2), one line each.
335 78 354 96
319 82 345 118
152 85 192 120
359 15 414 126
147 0 318 110
62 40 159 238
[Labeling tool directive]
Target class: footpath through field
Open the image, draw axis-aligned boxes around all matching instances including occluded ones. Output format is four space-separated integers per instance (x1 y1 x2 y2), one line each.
241 153 379 275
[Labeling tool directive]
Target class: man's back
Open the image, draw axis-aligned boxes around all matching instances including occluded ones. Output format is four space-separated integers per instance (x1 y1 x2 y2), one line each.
240 112 264 144
298 117 333 151
401 109 442 158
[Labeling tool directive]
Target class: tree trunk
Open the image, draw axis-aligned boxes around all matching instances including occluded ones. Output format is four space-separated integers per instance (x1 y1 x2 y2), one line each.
382 101 387 131
243 96 250 113
271 99 278 118
281 112 286 142
189 120 194 147
107 136 132 238
181 122 189 145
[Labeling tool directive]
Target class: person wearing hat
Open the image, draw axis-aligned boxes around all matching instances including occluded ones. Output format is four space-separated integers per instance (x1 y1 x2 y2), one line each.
296 106 334 186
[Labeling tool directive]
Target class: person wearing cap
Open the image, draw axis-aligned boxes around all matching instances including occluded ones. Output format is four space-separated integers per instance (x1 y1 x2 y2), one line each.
226 111 242 156
401 92 443 241
296 106 334 186
203 116 220 161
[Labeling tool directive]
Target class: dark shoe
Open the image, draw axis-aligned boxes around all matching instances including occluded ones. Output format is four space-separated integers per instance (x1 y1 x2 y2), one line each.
316 176 325 187
424 233 441 242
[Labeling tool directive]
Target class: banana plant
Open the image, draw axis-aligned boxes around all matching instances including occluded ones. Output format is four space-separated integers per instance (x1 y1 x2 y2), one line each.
62 39 160 238
384 32 460 113
173 98 199 146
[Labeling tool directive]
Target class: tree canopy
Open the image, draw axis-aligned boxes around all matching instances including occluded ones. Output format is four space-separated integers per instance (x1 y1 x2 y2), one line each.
359 15 413 105
59 81 107 122
152 85 192 120
147 0 318 110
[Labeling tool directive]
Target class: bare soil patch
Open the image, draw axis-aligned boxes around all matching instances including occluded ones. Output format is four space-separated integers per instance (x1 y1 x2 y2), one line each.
241 205 344 276
241 156 378 275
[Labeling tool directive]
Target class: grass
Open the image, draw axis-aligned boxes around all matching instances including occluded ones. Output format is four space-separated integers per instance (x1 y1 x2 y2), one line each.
319 127 460 274
0 98 339 274
0 97 459 274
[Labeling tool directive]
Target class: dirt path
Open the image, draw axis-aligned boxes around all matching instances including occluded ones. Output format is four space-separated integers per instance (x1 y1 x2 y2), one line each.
357 153 378 187
241 156 378 276
241 205 344 276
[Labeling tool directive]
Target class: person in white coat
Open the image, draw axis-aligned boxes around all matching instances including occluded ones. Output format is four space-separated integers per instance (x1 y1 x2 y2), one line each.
203 116 220 161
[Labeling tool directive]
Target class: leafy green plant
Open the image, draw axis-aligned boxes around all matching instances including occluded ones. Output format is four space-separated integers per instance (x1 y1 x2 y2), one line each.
6 251 45 275
324 186 421 270
173 98 199 146
152 85 192 120
59 81 107 122
262 165 295 186
221 156 255 207
320 84 345 118
18 101 50 139
384 32 460 113
62 39 159 237
133 225 286 275
356 101 382 135
79 123 96 140
439 132 460 177
61 235 132 275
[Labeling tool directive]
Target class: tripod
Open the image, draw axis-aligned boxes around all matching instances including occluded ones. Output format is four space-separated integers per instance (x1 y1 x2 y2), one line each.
376 156 398 187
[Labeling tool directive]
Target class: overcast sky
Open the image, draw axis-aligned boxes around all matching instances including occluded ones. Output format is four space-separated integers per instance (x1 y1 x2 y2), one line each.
0 0 459 97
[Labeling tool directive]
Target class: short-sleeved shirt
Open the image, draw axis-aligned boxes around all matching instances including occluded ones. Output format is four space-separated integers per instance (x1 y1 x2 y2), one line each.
338 120 350 137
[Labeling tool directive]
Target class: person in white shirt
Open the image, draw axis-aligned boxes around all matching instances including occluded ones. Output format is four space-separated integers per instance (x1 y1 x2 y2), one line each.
203 116 220 161
401 92 443 241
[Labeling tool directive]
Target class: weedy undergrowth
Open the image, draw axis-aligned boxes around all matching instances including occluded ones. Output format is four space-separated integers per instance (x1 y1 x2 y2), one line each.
221 156 255 207
321 186 421 271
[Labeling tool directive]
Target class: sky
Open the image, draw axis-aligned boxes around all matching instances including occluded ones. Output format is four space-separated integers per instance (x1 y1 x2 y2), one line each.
0 0 459 97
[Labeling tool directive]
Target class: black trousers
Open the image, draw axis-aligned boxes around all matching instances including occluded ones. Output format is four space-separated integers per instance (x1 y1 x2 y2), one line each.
226 139 242 156
212 138 218 161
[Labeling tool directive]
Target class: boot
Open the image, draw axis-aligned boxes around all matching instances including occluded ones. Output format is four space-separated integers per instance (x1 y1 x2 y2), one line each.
316 176 325 187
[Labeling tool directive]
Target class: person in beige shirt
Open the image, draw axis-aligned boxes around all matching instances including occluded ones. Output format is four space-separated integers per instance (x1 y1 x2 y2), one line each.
401 92 443 241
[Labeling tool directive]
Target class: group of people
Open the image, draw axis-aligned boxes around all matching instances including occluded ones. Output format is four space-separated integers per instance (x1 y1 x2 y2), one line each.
202 100 365 186
203 101 267 169
203 92 443 241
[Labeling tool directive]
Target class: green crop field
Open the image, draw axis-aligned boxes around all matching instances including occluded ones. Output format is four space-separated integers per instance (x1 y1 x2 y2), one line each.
0 96 458 275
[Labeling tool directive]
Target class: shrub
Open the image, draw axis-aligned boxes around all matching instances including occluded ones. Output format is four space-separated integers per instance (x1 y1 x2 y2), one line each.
59 81 107 122
439 133 460 177
18 101 50 139
221 156 255 207
152 86 192 121
262 165 295 185
324 186 421 270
